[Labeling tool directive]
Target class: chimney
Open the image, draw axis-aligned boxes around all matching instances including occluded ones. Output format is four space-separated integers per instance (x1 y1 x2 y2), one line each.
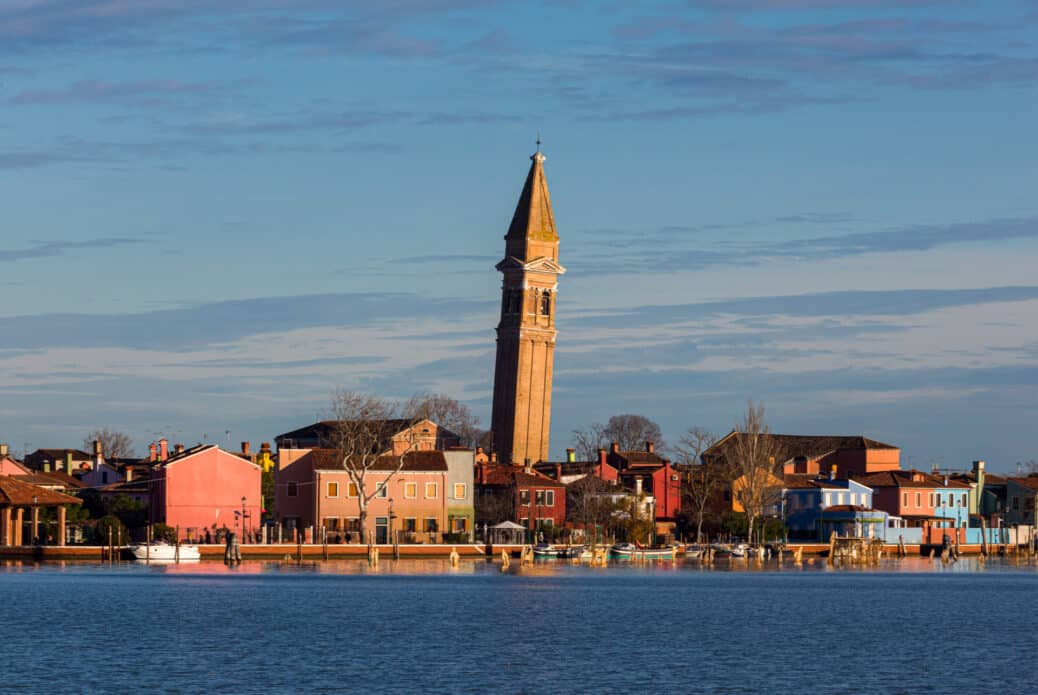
0 443 7 457
524 458 532 474
241 441 251 457
65 451 73 473
149 443 157 462
829 464 836 481
555 463 562 480
125 466 133 483
175 443 185 455
93 439 103 468
490 452 498 464
159 438 169 461
646 441 654 454
566 448 575 463
476 446 484 457
635 477 643 495
610 441 619 454
261 442 271 454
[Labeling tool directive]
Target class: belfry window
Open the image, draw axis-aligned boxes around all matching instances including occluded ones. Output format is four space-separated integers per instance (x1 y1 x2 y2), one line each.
506 290 521 314
540 291 551 317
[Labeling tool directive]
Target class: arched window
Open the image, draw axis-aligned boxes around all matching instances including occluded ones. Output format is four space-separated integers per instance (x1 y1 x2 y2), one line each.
507 290 521 314
540 290 551 316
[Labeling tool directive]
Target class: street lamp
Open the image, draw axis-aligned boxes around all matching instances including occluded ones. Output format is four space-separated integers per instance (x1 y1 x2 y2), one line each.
32 495 38 545
241 496 248 541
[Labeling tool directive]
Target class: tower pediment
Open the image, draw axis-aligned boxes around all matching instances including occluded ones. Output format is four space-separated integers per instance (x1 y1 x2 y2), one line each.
495 256 567 275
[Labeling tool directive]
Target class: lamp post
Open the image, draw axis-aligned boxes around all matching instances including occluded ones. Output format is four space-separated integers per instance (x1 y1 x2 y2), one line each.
32 495 38 546
241 496 248 542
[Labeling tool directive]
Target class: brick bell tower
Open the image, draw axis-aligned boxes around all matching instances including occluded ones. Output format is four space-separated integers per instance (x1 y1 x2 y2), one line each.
490 143 566 465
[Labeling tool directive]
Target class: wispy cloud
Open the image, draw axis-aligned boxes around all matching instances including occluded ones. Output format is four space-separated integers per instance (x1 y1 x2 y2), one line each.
0 237 145 263
9 78 243 107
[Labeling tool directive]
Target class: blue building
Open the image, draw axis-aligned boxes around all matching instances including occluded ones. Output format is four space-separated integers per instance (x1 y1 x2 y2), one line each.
784 475 887 540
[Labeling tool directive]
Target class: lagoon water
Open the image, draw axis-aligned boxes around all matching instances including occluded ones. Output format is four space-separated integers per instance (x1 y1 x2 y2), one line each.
3 557 1037 694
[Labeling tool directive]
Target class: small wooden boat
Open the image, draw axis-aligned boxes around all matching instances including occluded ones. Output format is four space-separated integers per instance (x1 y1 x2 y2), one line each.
128 541 200 562
531 542 560 558
685 545 704 559
609 543 676 560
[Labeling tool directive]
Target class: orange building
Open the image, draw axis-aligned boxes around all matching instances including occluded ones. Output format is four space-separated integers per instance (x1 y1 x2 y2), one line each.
703 433 900 478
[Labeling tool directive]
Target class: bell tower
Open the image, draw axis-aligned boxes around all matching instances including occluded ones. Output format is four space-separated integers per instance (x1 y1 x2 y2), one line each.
490 144 566 465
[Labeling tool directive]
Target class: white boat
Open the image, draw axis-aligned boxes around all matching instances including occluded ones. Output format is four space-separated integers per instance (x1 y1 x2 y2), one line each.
685 545 705 559
730 543 748 558
531 542 560 558
129 541 201 562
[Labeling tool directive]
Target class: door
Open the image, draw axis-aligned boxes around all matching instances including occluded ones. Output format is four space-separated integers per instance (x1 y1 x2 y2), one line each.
375 517 388 544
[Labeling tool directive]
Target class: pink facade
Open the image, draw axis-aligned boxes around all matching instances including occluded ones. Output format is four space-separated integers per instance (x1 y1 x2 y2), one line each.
149 445 261 540
0 456 29 476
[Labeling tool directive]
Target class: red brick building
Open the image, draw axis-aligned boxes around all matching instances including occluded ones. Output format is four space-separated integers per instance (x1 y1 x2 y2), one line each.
475 462 567 536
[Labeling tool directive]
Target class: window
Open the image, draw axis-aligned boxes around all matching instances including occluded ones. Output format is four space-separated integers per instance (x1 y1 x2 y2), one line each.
540 291 551 316
928 493 934 507
323 517 339 530
376 483 387 499
520 517 529 528
346 518 361 532
348 482 358 497
454 483 466 500
425 482 438 499
539 517 554 527
403 518 417 533
451 517 468 533
506 290 521 314
544 490 555 507
535 490 545 505
102 471 109 484
825 493 832 507
287 482 298 497
327 482 338 497
424 518 438 533
404 482 417 499
1013 496 1019 510
520 490 531 506
916 492 921 507
902 492 908 507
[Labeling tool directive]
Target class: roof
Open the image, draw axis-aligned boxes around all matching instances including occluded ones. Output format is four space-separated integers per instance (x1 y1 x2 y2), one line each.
157 444 260 470
783 475 851 490
481 464 567 488
854 469 970 489
1008 476 1038 491
0 476 82 506
310 448 448 472
26 448 92 460
506 150 557 245
274 419 458 452
12 472 85 489
703 432 899 467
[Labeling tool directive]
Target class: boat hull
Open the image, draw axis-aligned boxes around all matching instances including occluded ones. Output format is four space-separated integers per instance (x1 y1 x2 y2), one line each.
129 544 201 561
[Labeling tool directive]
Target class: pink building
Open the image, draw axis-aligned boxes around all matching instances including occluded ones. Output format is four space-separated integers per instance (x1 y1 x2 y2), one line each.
148 444 261 541
276 448 450 543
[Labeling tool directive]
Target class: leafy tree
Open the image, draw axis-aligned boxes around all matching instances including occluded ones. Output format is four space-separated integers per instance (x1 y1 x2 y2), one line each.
83 428 134 459
571 414 664 460
151 523 177 543
261 470 275 521
94 515 127 546
107 493 147 530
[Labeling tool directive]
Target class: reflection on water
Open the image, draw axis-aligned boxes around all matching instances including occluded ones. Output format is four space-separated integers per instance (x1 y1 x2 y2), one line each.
3 554 1038 693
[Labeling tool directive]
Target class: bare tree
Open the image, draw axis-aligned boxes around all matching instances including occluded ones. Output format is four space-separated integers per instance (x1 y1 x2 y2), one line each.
475 488 515 527
729 401 783 547
403 391 485 447
324 390 420 544
571 414 664 460
675 426 721 543
83 428 134 459
571 422 607 462
566 475 620 546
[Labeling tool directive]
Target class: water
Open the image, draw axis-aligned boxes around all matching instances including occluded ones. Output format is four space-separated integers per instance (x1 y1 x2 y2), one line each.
2 558 1037 694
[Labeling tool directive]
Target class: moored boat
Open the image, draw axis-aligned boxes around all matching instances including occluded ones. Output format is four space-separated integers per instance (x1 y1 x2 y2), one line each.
531 542 560 558
685 545 704 559
128 541 201 562
608 543 676 560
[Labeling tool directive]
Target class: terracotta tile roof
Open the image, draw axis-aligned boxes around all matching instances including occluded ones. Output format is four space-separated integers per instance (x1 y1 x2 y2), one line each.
1008 477 1038 491
12 472 85 489
482 464 566 488
783 475 847 489
310 448 447 472
0 476 82 506
275 419 460 452
703 432 898 467
854 469 969 489
27 448 92 459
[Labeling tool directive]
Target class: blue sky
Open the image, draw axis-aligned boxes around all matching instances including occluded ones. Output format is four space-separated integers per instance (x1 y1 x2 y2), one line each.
1 0 1036 472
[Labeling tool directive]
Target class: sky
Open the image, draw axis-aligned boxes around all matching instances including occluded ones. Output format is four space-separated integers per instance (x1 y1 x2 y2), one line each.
0 0 1036 472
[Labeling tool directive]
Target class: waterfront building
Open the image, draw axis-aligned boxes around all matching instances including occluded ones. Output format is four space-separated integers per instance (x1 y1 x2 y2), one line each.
606 441 682 535
783 475 883 540
475 461 567 536
703 433 900 477
0 444 29 475
1005 477 1038 529
443 449 476 540
276 448 450 543
490 145 565 465
146 444 262 541
0 475 82 546
856 469 970 544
